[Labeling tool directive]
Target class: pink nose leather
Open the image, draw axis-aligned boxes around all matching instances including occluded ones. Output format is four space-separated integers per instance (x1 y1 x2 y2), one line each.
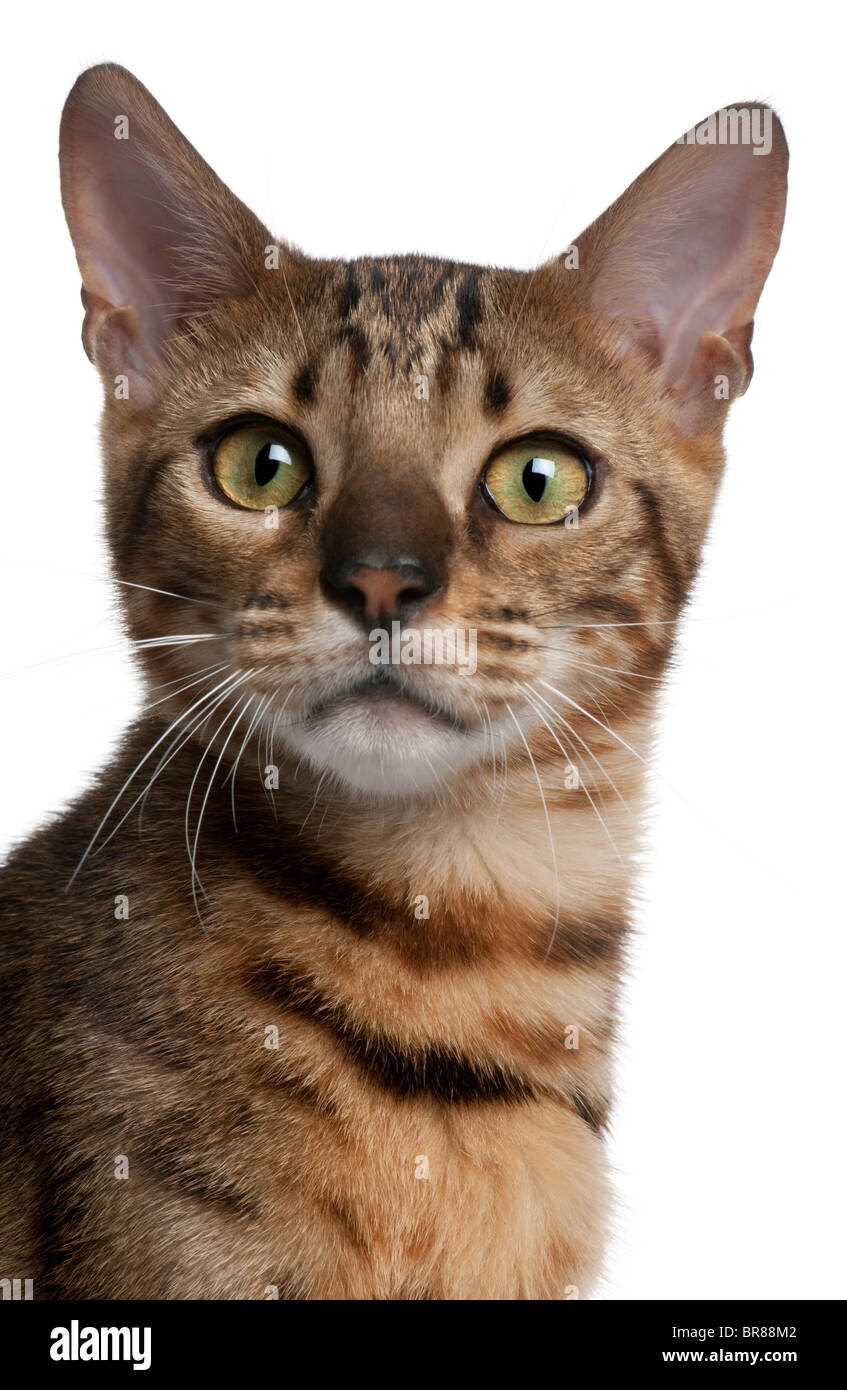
346 567 411 623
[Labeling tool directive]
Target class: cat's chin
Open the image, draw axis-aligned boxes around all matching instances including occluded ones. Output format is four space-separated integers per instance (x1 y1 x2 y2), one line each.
275 690 488 799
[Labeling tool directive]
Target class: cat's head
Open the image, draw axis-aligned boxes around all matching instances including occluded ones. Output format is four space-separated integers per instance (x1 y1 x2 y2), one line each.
59 66 787 800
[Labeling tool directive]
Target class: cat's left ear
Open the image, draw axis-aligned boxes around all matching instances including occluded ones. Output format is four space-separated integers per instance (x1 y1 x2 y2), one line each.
557 104 788 437
59 63 274 407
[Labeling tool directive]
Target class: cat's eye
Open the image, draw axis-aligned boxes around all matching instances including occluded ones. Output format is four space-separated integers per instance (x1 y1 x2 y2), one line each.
482 437 591 524
211 424 312 511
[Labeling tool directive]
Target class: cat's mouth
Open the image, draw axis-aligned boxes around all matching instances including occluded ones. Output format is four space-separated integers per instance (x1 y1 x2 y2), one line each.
300 668 469 733
273 666 488 797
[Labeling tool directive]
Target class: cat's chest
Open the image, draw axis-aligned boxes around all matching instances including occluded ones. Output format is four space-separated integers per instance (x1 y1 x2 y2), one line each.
166 880 614 1296
265 1094 603 1298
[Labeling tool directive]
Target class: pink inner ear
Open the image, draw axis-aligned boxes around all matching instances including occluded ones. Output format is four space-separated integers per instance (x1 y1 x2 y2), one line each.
63 122 197 355
60 66 273 377
584 120 787 392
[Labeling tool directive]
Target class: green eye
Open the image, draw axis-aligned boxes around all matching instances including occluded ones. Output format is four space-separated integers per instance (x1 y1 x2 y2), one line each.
482 438 591 524
212 424 312 510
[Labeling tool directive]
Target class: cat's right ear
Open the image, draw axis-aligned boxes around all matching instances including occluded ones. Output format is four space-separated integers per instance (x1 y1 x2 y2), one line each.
59 64 273 407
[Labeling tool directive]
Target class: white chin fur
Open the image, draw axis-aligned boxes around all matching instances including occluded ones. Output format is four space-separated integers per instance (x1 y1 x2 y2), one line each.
276 698 487 798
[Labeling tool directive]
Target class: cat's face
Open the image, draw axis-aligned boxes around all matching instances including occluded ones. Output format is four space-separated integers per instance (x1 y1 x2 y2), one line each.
109 253 692 798
60 68 787 800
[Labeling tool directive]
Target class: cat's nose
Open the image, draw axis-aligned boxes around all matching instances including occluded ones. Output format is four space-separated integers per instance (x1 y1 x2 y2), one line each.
319 465 452 630
321 557 440 627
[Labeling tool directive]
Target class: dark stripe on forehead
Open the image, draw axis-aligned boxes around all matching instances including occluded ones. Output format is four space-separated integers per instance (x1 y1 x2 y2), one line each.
435 334 457 396
429 266 455 304
484 368 511 414
339 261 360 319
338 322 371 374
293 360 317 404
456 270 482 348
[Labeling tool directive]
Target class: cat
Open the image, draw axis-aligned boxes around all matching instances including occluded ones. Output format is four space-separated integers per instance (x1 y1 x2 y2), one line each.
0 66 787 1299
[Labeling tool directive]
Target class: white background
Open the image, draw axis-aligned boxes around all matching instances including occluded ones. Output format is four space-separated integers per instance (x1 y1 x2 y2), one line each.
1 0 844 1299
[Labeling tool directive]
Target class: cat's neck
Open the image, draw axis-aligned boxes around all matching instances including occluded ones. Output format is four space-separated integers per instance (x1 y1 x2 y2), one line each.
234 727 649 928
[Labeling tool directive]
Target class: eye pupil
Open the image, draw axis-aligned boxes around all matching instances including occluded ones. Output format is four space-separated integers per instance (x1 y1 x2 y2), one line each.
523 457 552 503
254 444 283 494
483 439 589 524
214 428 311 510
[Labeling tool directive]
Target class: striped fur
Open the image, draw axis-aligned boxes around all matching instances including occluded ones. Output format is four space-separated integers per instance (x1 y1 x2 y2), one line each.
0 67 787 1298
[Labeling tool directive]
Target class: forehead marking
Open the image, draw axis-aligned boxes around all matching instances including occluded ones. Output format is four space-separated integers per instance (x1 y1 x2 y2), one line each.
331 258 493 388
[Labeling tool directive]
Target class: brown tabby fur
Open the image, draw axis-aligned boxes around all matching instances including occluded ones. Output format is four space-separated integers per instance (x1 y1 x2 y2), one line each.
0 67 787 1298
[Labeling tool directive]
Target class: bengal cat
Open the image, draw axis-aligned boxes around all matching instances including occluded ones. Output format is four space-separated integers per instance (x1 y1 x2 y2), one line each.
0 66 787 1299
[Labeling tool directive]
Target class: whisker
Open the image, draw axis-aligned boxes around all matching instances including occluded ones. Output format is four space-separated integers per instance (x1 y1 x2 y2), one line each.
224 691 273 833
479 696 502 802
523 681 635 818
1 632 226 681
115 579 234 612
143 660 230 698
542 651 666 683
528 693 609 805
92 669 243 856
522 686 623 862
144 662 232 711
0 555 236 612
133 671 251 838
531 601 786 632
495 725 510 825
65 666 244 888
187 684 260 927
298 769 330 836
314 783 338 841
258 683 296 821
539 677 654 772
182 669 262 882
504 700 560 958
